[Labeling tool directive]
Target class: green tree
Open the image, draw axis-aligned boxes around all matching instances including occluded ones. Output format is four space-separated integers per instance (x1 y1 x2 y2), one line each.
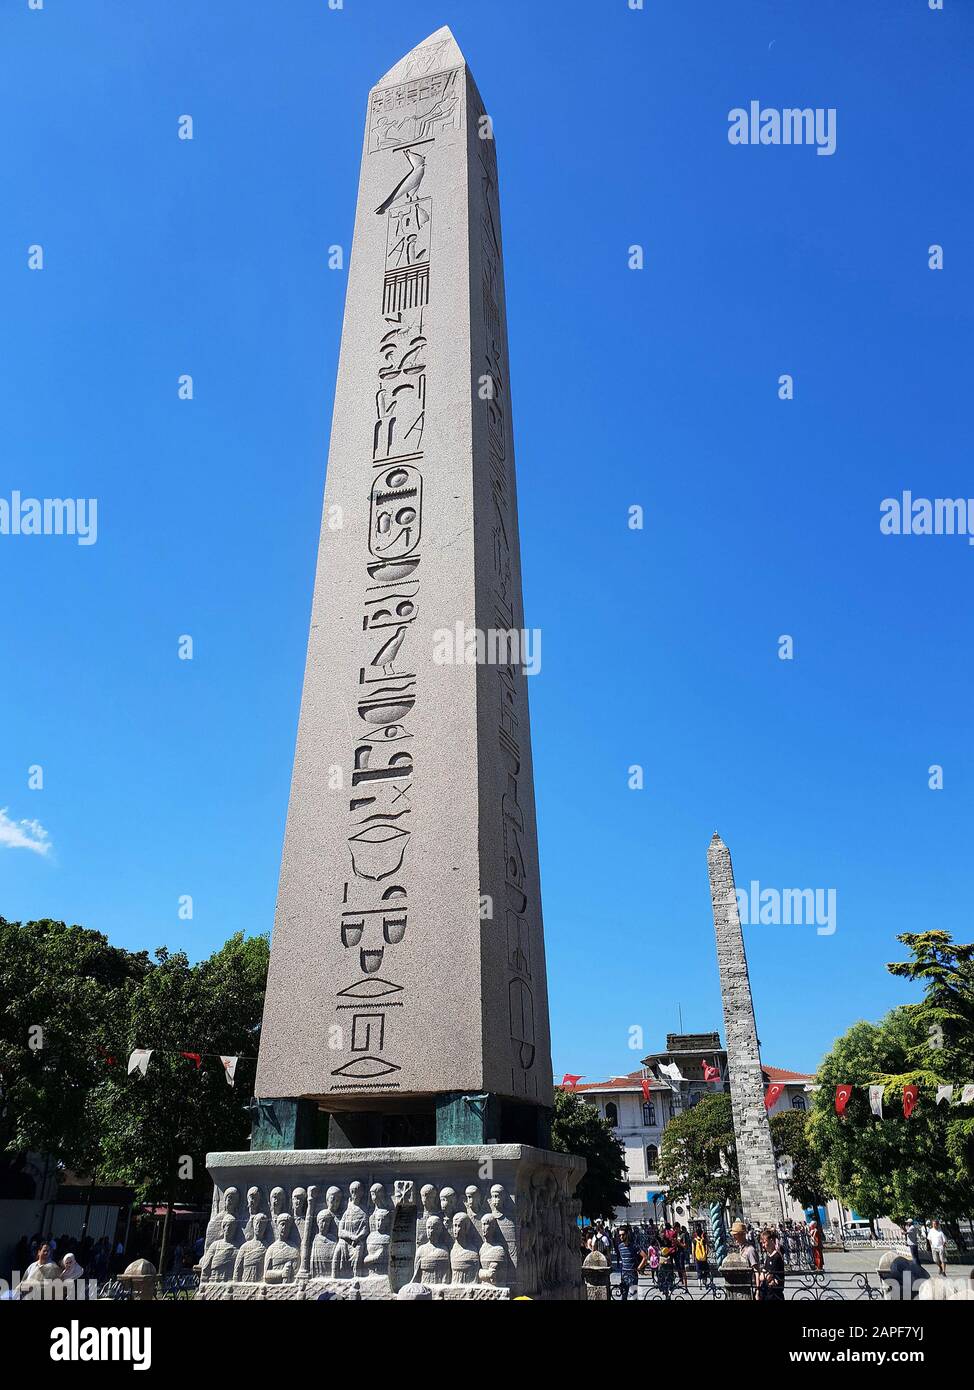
770 1107 830 1213
91 933 269 1206
551 1088 629 1221
657 1093 740 1210
0 917 150 1170
807 1009 971 1228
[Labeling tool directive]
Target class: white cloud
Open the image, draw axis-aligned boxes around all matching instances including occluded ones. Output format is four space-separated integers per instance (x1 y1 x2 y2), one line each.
0 807 52 856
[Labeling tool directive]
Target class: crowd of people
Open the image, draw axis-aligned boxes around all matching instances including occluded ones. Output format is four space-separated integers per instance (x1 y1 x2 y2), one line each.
583 1214 826 1300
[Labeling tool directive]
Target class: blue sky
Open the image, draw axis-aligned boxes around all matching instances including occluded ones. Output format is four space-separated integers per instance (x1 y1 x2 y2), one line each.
1 0 971 1081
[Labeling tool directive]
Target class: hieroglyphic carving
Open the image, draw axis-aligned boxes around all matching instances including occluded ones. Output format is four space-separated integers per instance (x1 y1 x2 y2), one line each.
369 68 462 153
329 91 457 1093
475 123 538 1095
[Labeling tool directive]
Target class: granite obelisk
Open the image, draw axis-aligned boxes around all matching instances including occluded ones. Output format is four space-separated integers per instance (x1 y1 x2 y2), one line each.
707 833 781 1227
252 24 552 1146
199 30 582 1303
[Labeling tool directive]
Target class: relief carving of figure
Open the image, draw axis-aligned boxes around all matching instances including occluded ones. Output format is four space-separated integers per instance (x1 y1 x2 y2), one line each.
332 1181 369 1279
449 1213 481 1286
412 1215 451 1287
310 1188 342 1278
205 1187 239 1247
364 1183 392 1276
439 1187 458 1226
419 1184 438 1218
200 1213 239 1284
463 1185 481 1219
290 1187 308 1245
268 1186 287 1227
478 1213 510 1288
242 1185 264 1241
263 1214 299 1283
234 1212 270 1284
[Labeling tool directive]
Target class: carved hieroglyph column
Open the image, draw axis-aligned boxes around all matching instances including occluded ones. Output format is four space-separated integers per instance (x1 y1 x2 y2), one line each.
254 27 552 1132
707 834 781 1226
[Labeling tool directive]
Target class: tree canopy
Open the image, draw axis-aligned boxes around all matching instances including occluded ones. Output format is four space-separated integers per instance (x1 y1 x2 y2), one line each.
0 917 268 1203
551 1088 629 1221
657 1093 740 1209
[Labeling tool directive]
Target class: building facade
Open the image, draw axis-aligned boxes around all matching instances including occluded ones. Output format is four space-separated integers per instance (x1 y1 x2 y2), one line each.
573 1033 815 1226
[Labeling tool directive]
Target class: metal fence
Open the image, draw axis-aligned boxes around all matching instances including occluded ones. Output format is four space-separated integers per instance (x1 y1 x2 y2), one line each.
612 1270 886 1302
96 1271 199 1301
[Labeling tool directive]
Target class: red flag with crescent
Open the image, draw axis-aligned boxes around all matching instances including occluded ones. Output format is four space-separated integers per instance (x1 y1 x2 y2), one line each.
640 1079 652 1101
903 1084 919 1119
764 1083 783 1110
562 1074 582 1091
703 1061 720 1083
835 1084 853 1115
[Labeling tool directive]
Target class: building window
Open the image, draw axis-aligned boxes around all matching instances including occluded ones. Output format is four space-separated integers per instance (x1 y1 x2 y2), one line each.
605 1102 618 1127
642 1102 656 1127
646 1145 659 1171
791 1095 807 1111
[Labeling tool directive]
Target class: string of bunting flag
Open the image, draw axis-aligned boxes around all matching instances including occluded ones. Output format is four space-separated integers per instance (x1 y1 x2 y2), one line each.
761 1080 974 1116
97 1046 256 1087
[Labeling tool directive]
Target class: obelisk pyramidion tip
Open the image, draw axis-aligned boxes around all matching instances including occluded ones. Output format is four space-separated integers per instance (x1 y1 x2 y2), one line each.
375 26 466 90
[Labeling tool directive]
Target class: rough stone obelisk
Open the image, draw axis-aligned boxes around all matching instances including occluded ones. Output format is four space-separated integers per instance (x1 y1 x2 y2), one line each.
201 28 582 1301
707 834 781 1227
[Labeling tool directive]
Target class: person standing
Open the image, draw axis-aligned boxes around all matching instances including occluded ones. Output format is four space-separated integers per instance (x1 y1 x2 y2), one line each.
808 1218 824 1271
904 1219 921 1266
730 1220 758 1298
928 1219 947 1275
615 1225 645 1301
692 1224 709 1286
758 1230 786 1301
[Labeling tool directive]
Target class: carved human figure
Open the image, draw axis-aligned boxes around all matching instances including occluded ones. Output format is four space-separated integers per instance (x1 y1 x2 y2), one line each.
419 1184 438 1218
412 1215 451 1287
439 1187 458 1226
449 1213 481 1285
310 1187 342 1278
463 1185 481 1219
234 1212 270 1284
268 1186 287 1227
200 1213 239 1284
242 1185 264 1240
479 1214 510 1288
488 1184 506 1218
332 1181 368 1279
205 1187 239 1247
364 1183 392 1276
263 1214 299 1283
290 1187 308 1245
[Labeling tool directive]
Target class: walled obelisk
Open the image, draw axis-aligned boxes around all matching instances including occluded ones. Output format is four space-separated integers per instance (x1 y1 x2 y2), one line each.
707 834 781 1226
202 28 581 1301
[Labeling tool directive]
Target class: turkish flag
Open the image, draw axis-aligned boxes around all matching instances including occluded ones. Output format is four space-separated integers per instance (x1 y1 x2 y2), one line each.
903 1084 919 1119
703 1062 720 1083
180 1052 202 1069
562 1074 582 1090
835 1084 853 1115
640 1079 653 1101
764 1083 783 1110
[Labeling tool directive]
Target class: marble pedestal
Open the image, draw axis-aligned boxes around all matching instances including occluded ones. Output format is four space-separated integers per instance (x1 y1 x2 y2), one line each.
199 1145 584 1301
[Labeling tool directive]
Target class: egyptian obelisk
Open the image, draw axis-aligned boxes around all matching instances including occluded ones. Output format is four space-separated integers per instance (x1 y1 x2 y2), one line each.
707 833 781 1226
202 29 582 1301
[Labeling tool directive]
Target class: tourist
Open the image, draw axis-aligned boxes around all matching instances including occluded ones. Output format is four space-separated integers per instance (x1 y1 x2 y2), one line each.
23 1241 52 1281
60 1253 84 1283
673 1223 689 1290
904 1219 921 1265
731 1220 758 1297
928 1219 947 1275
692 1224 709 1285
808 1218 824 1271
757 1230 785 1301
615 1224 644 1300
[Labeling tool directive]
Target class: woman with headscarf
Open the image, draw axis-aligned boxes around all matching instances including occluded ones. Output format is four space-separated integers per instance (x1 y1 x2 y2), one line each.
60 1253 84 1282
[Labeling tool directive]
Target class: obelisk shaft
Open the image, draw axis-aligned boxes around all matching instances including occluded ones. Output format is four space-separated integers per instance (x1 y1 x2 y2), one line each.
254 28 551 1124
707 834 781 1226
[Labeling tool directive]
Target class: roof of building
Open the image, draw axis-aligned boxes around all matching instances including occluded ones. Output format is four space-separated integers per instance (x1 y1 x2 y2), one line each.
563 1063 814 1093
567 1069 669 1094
763 1065 816 1083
